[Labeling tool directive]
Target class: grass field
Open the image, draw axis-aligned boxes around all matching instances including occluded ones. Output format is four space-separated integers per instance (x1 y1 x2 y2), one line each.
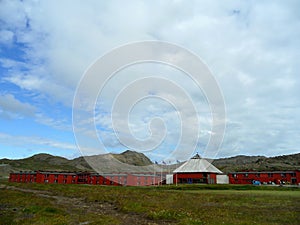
0 180 299 225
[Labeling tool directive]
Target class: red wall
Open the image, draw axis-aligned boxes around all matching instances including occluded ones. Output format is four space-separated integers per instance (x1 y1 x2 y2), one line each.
35 172 78 184
9 173 36 183
173 172 218 184
9 171 164 186
10 170 300 186
228 171 300 185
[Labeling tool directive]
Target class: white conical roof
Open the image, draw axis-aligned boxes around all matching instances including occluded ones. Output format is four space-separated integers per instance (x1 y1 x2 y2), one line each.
173 154 222 174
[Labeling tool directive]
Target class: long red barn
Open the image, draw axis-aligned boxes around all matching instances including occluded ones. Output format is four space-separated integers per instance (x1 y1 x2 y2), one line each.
228 171 300 185
9 171 166 186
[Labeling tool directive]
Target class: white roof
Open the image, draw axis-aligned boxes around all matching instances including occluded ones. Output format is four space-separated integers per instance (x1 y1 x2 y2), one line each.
173 154 222 174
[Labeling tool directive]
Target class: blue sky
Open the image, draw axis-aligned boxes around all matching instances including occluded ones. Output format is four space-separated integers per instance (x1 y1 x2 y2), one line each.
0 0 300 161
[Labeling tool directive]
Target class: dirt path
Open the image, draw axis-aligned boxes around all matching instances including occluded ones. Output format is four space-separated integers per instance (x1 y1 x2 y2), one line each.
0 184 174 225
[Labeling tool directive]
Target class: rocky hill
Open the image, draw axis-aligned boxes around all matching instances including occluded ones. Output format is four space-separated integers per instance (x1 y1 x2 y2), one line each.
213 153 300 173
112 150 153 166
1 151 299 178
0 150 158 177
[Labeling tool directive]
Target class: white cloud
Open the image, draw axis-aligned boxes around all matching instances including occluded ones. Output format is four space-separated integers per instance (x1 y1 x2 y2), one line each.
273 77 295 90
0 30 14 45
0 58 26 68
0 132 77 156
4 74 42 91
35 113 71 131
0 93 36 119
237 72 255 86
0 132 72 150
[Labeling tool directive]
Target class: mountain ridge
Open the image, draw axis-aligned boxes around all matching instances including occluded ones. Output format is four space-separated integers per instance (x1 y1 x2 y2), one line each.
213 153 300 172
1 151 299 177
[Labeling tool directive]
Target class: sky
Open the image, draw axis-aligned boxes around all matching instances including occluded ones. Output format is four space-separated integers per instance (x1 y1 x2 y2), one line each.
0 0 300 161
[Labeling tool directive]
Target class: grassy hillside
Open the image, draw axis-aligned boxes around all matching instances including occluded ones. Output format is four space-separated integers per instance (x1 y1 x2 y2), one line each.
0 154 82 172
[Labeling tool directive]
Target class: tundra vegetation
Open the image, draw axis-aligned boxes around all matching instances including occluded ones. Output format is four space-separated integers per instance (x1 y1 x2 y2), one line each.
0 180 299 225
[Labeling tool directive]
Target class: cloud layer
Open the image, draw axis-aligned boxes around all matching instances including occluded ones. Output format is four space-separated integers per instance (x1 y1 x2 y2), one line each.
0 0 299 159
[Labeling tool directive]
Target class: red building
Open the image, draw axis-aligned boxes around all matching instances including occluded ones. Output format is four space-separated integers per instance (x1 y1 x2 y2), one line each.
173 154 223 184
9 171 165 186
228 171 300 185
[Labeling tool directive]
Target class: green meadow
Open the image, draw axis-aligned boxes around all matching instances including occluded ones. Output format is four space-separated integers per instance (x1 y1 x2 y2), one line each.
0 180 299 225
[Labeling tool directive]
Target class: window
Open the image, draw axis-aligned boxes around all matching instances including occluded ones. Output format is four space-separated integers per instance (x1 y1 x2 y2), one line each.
291 173 296 177
243 173 248 177
268 173 273 178
179 178 187 183
281 173 286 177
256 173 260 177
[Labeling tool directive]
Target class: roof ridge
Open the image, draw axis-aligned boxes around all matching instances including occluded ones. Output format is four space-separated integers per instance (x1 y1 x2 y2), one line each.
191 153 201 159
